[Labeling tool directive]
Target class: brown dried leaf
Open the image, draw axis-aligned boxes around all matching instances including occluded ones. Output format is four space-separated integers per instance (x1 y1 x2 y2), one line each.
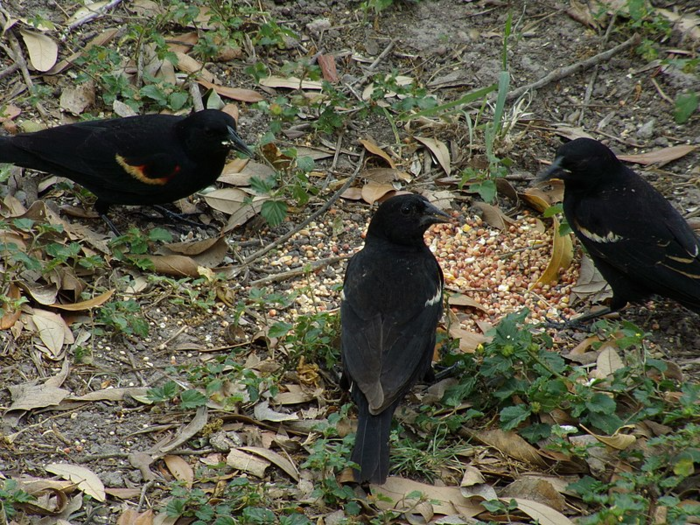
448 326 490 353
318 54 338 83
470 428 549 468
45 463 106 502
47 28 119 75
372 477 483 518
203 188 255 214
219 161 274 187
116 508 154 525
501 478 566 512
535 217 573 285
596 346 624 376
59 81 96 116
617 145 698 167
340 187 364 201
582 425 637 451
240 446 300 481
7 382 70 413
68 386 150 402
566 0 599 29
130 255 200 277
197 79 264 102
571 255 613 304
448 294 488 313
415 136 451 175
226 449 270 478
363 168 407 184
511 498 574 525
19 29 58 72
361 182 396 205
65 1 110 24
1 283 23 329
32 309 73 357
259 76 323 90
51 289 115 311
473 201 516 231
174 51 215 82
164 455 194 488
359 139 396 168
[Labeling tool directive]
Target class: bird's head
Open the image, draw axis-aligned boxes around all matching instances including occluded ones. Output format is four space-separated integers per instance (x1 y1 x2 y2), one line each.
537 138 620 185
367 194 452 246
180 109 253 158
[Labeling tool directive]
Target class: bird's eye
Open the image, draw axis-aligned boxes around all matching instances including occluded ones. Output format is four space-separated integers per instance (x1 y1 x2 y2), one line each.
400 205 412 215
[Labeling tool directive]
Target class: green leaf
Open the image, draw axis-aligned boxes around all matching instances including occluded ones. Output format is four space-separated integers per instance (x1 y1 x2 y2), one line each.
674 91 698 124
472 180 497 203
586 392 617 414
268 321 293 339
296 156 315 173
149 228 173 242
261 199 287 227
180 389 208 409
499 404 531 430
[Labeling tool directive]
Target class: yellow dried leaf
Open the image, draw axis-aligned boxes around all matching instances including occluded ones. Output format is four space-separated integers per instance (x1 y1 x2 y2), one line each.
535 216 573 286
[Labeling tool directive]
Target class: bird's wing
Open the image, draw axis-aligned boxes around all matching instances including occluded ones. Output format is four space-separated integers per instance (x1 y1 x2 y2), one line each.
341 251 442 414
572 181 700 306
11 117 183 184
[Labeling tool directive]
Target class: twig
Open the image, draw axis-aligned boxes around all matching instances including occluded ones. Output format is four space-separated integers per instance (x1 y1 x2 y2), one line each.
189 81 205 111
4 31 49 119
506 34 641 102
234 151 365 269
66 0 124 31
0 62 19 80
250 255 350 286
650 77 673 104
579 14 617 126
348 39 396 87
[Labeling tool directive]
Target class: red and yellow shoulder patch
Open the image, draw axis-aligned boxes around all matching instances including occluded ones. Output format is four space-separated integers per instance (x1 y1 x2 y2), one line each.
115 154 177 185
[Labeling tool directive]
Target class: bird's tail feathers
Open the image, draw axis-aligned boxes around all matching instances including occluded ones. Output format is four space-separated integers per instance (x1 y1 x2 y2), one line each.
351 398 395 484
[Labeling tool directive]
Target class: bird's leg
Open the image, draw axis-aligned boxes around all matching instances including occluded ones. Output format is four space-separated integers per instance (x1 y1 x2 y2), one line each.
95 200 121 236
543 306 614 330
150 205 218 231
100 213 122 236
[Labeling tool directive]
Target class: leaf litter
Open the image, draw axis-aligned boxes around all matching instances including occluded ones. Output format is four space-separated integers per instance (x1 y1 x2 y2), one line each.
0 0 698 523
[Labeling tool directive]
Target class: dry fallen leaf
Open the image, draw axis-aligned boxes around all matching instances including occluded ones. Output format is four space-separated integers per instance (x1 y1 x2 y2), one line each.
59 81 96 115
226 449 270 478
46 463 106 502
20 29 58 72
197 79 264 102
361 182 397 205
164 455 194 488
473 201 516 231
318 54 338 83
372 477 483 518
617 145 698 167
259 76 323 90
535 216 573 286
359 139 397 168
415 136 451 175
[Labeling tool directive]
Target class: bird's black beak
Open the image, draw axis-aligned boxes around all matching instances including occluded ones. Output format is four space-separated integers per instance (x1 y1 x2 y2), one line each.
420 201 452 227
227 125 254 157
536 156 565 184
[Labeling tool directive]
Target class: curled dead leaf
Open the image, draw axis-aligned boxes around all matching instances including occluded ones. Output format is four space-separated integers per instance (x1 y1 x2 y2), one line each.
535 216 573 286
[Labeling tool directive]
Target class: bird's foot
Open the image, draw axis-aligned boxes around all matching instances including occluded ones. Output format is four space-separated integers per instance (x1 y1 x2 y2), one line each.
149 205 219 231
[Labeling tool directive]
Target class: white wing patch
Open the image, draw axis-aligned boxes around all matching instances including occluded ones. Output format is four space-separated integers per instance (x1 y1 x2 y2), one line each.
424 286 442 307
578 225 623 244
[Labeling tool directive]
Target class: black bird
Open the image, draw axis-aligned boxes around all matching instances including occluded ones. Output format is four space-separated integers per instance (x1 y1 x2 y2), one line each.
538 137 700 321
341 194 450 484
0 109 252 234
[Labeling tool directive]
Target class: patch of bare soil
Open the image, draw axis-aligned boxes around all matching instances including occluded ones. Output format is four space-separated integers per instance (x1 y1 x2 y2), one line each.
0 0 699 523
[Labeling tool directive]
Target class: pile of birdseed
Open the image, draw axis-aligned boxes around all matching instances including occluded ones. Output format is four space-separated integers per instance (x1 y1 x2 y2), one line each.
272 207 582 334
426 210 581 329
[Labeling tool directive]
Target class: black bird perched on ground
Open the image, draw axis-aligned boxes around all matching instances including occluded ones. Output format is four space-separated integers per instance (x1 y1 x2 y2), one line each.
341 194 450 484
538 137 700 322
0 109 252 234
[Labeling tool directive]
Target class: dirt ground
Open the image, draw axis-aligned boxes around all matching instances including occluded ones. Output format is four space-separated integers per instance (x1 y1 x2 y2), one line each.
1 0 699 523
